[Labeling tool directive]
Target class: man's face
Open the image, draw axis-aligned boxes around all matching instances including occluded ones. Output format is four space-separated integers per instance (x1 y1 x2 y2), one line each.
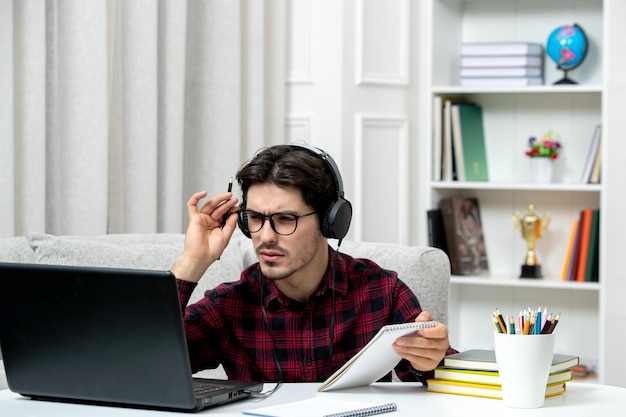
245 183 325 281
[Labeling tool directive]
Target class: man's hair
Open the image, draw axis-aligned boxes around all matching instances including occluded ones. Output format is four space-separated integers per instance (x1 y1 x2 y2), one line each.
236 145 337 219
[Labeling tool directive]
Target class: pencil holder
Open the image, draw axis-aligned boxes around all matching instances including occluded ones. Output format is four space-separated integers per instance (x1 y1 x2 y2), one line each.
493 332 555 408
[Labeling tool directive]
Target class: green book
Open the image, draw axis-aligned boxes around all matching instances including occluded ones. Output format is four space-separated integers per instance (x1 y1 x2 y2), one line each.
453 103 489 181
585 209 600 282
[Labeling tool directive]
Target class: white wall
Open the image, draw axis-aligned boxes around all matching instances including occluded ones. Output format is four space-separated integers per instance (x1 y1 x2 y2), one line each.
285 0 422 245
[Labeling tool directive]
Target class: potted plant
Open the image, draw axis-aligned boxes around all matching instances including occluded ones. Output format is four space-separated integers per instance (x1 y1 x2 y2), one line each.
525 131 562 182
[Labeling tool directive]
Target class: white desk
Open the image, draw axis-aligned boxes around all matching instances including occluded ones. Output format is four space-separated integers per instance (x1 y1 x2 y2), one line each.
1 382 625 416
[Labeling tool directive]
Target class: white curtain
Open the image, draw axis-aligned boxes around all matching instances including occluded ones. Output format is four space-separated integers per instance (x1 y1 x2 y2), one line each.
0 0 286 237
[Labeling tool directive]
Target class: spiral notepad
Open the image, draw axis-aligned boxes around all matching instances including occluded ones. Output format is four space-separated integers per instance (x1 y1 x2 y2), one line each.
243 397 397 417
318 320 438 392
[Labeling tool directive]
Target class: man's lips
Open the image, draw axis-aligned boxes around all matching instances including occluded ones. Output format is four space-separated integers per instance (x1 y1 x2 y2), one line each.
258 250 284 263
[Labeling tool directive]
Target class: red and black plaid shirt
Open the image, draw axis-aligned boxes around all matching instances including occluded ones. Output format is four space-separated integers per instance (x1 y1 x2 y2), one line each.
177 246 443 383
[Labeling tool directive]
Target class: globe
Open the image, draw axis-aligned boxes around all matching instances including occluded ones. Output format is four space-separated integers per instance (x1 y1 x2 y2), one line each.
546 24 588 84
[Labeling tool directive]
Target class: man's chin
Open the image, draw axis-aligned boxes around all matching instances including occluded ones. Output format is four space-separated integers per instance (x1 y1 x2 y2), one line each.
259 262 291 281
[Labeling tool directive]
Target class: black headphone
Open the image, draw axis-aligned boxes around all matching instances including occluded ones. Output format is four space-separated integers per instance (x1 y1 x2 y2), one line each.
237 144 352 241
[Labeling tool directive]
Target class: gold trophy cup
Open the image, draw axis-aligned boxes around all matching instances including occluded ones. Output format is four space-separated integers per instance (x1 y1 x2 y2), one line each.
512 204 550 278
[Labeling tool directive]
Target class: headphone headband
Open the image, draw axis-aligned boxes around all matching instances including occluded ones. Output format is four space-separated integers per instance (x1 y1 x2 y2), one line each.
286 144 345 198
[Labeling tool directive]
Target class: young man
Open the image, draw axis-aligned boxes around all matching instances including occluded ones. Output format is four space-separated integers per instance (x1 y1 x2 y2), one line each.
171 144 454 383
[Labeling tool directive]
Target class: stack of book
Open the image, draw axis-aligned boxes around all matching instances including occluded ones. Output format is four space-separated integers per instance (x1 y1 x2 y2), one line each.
561 208 600 282
460 42 544 87
427 349 578 400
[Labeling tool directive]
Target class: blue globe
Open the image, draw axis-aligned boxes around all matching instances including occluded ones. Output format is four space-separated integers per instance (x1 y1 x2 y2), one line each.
546 24 588 71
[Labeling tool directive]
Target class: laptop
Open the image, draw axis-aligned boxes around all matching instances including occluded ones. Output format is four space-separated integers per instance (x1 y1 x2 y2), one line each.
0 262 263 412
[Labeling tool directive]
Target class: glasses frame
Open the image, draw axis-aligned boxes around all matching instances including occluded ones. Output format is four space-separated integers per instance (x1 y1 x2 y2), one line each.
239 209 317 236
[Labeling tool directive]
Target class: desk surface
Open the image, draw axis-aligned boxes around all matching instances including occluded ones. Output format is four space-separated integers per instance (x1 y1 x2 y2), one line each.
1 382 625 416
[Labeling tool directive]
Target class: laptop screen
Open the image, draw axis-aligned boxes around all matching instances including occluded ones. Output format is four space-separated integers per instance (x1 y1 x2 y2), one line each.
0 262 261 411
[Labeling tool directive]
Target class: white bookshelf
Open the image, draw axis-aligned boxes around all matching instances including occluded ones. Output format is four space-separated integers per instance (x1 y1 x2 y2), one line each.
419 0 626 386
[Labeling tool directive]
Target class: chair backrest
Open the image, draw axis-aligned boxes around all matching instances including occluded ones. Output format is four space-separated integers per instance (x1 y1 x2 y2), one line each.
336 240 451 325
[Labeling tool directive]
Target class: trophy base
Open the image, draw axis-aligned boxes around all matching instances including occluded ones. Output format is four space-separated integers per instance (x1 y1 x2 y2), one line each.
520 264 542 279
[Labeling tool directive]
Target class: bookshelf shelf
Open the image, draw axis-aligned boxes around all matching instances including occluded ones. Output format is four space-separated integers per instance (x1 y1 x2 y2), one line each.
432 85 603 95
419 0 622 385
431 182 602 193
450 276 600 291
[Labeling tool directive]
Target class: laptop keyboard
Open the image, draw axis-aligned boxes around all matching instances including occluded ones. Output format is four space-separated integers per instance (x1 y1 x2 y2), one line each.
192 380 228 397
193 384 222 397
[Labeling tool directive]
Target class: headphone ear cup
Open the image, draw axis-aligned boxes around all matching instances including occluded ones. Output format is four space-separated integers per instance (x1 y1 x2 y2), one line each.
237 202 251 239
321 198 352 240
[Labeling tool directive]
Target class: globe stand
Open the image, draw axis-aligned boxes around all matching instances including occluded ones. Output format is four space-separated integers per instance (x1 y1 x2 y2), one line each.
553 69 577 85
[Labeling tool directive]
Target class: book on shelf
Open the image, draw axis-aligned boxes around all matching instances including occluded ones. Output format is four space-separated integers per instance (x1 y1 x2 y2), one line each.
243 397 397 417
426 208 449 254
461 42 543 57
565 214 583 282
561 220 579 281
585 209 600 282
451 103 489 181
461 76 543 87
450 104 466 181
426 379 567 400
438 197 489 276
460 67 543 78
589 132 603 184
443 349 580 374
575 208 594 282
433 366 573 387
432 95 467 182
460 55 543 68
580 125 602 183
317 321 437 392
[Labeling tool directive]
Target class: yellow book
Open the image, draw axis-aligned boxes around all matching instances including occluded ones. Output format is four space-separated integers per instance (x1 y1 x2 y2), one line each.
433 366 573 386
426 379 567 400
561 220 579 281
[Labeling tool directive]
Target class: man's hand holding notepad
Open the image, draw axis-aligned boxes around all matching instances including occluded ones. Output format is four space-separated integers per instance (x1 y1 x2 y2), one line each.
318 321 438 391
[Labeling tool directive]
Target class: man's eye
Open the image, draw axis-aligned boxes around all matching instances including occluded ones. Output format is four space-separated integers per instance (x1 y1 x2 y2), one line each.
276 215 296 223
248 212 263 221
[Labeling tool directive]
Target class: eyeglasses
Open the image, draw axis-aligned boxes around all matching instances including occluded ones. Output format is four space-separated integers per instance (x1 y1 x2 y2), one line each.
238 209 317 236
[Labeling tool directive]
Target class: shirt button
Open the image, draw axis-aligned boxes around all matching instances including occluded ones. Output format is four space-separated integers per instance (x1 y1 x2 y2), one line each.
305 359 312 366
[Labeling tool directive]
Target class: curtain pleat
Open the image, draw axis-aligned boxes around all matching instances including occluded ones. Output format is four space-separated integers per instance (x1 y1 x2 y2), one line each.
48 0 109 235
0 0 16 236
156 0 187 233
14 0 47 234
119 0 159 233
183 0 243 206
0 0 285 238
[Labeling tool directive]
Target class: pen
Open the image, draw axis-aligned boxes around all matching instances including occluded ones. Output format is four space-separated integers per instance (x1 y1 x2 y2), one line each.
221 177 233 228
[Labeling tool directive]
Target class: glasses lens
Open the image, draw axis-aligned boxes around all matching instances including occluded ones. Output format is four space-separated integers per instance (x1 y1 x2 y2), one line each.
270 213 298 235
240 210 300 235
242 210 263 233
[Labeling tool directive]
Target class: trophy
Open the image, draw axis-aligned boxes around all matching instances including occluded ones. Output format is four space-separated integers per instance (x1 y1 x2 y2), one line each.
512 204 550 278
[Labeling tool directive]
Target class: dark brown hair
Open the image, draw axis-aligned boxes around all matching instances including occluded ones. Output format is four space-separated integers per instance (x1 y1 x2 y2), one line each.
236 145 336 218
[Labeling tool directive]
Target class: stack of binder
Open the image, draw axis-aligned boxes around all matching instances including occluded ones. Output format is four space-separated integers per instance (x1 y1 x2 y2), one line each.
460 42 544 87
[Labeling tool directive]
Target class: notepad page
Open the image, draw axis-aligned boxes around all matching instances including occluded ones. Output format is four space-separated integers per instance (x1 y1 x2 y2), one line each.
318 321 437 391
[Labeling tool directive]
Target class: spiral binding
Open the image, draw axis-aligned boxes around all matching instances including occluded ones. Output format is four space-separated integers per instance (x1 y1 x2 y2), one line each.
324 402 397 417
385 320 437 332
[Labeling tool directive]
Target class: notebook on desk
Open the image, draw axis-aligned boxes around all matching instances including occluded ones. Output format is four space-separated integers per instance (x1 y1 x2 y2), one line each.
0 262 263 412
